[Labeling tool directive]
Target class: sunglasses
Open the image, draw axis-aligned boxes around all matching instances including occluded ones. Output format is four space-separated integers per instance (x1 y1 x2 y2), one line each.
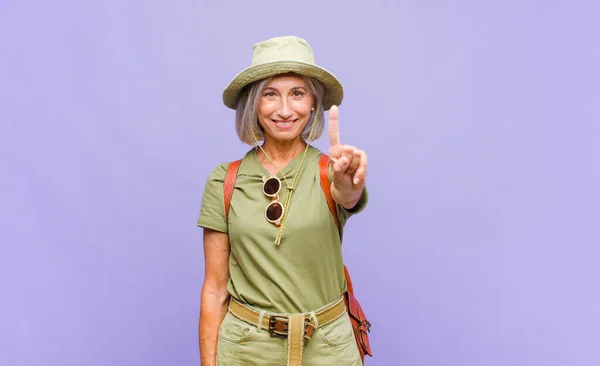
262 175 285 226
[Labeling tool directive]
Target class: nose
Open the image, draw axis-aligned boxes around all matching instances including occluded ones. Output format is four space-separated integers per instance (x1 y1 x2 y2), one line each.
276 98 293 119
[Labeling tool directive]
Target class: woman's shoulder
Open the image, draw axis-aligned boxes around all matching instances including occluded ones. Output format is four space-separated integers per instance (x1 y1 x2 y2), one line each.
205 149 257 182
204 162 228 182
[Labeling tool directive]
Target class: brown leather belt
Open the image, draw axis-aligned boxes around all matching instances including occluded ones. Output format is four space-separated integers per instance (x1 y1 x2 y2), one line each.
228 296 346 366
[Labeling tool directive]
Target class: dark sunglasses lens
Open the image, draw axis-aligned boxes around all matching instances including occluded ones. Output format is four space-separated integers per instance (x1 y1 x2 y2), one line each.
266 202 283 221
263 177 280 195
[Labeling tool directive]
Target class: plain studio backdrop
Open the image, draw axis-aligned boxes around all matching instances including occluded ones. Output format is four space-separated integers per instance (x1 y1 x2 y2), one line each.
1 1 598 365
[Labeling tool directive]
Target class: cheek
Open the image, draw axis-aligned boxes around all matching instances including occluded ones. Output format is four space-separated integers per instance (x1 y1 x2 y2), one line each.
292 101 313 115
258 102 276 119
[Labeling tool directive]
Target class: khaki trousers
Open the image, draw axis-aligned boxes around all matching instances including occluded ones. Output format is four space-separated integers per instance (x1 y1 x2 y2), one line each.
216 307 362 365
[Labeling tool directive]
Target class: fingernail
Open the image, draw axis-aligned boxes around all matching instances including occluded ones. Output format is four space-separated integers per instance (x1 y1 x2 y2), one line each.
354 177 360 184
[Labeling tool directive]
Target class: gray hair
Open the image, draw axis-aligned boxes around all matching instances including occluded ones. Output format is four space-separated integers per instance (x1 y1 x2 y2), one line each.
235 73 326 146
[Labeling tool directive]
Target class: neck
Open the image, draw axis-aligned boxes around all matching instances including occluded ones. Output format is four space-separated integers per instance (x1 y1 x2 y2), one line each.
257 137 308 169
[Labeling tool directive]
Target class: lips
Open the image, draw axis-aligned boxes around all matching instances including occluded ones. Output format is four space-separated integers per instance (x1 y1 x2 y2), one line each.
272 120 296 129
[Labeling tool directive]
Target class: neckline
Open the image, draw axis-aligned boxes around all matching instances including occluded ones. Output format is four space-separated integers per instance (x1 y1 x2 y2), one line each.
252 144 316 178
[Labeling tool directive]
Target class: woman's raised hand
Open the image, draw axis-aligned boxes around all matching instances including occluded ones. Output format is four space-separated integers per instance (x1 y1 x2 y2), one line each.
327 105 368 209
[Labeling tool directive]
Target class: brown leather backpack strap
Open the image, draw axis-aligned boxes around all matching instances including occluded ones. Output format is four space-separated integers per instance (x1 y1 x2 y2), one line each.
343 262 355 295
318 154 355 295
318 154 340 233
224 160 242 222
318 154 373 362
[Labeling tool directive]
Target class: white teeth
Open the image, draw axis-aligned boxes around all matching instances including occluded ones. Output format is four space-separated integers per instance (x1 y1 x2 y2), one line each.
276 122 293 126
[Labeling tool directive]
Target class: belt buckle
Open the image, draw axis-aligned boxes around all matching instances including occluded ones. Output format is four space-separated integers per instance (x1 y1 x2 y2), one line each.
268 315 316 339
268 316 289 337
364 319 372 332
304 317 315 339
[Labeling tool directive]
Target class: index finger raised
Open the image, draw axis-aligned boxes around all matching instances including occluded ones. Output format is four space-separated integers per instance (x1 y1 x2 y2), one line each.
328 105 341 146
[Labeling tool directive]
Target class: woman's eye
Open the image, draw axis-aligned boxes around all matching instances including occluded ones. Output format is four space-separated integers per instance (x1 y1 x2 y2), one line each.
264 92 276 97
293 91 305 97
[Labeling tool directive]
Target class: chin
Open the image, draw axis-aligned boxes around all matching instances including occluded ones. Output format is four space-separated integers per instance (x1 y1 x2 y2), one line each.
272 132 302 142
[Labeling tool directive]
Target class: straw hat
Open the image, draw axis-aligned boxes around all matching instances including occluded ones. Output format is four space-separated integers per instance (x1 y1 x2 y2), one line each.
222 35 344 110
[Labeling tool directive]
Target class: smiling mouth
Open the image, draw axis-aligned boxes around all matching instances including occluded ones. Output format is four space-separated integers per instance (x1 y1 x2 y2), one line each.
272 120 297 127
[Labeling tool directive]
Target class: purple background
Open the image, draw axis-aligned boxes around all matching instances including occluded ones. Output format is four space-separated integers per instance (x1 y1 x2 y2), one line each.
1 1 599 365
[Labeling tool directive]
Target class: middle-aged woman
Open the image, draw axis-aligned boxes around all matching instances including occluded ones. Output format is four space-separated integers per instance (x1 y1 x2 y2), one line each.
197 35 370 366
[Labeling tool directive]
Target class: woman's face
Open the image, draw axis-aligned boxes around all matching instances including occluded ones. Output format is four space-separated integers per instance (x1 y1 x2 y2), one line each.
257 74 314 143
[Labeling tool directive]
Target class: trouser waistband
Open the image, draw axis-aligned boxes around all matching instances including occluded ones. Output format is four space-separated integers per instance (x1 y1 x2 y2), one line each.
228 297 347 366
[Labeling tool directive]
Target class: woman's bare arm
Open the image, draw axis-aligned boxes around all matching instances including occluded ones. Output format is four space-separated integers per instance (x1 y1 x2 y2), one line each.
199 228 231 366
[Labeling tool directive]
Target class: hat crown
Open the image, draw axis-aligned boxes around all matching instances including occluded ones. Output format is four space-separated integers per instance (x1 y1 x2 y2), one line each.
251 36 315 66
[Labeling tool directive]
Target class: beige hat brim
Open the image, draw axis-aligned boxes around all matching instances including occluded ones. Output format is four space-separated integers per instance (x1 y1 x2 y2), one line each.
222 60 344 110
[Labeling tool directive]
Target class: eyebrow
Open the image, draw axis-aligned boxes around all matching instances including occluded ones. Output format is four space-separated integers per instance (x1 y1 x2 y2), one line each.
263 86 307 92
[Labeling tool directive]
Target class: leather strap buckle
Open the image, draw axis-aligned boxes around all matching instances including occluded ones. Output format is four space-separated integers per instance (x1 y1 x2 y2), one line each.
268 316 316 339
304 318 315 339
363 319 372 333
268 316 289 337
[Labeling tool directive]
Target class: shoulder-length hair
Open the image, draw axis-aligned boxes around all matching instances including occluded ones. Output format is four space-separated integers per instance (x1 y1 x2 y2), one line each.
235 73 326 146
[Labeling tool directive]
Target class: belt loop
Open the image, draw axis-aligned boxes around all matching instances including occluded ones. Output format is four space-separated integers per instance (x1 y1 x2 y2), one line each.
309 311 319 328
257 310 266 331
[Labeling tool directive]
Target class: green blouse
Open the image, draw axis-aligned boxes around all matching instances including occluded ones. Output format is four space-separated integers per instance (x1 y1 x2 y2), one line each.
197 145 368 313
